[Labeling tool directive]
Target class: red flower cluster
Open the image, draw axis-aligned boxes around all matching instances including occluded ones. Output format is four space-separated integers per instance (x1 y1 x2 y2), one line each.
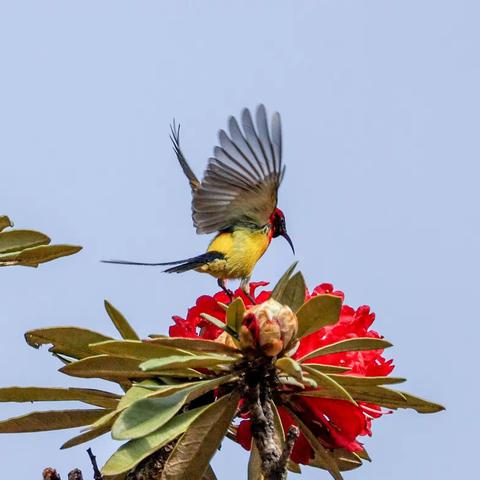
169 282 394 465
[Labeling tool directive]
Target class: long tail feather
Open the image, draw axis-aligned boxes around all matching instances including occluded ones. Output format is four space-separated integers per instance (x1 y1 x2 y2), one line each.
101 251 224 273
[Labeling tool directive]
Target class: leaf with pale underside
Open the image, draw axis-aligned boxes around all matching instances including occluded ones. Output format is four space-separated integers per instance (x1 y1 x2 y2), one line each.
160 391 240 480
271 262 298 301
0 216 12 232
25 327 112 360
296 294 343 338
0 408 110 433
278 271 306 312
0 386 120 409
285 407 343 480
0 244 82 267
301 366 356 404
0 230 50 254
140 354 239 372
298 337 392 362
147 336 238 355
276 357 304 381
104 301 140 340
89 340 191 360
59 355 161 382
102 405 210 476
226 298 246 334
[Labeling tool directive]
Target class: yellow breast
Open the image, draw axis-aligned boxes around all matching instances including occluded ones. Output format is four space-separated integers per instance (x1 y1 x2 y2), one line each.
200 227 271 279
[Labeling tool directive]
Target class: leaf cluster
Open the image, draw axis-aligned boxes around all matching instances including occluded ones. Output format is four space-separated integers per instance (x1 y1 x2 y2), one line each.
0 215 81 267
0 264 444 480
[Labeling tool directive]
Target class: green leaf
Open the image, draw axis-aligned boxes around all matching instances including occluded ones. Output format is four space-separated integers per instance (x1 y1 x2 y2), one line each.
395 391 445 413
301 366 356 404
278 271 306 312
89 340 191 360
25 327 112 359
200 313 238 338
298 337 393 362
226 298 246 334
271 262 298 301
0 229 50 253
285 407 343 480
309 448 363 472
0 216 12 232
296 295 343 338
301 363 351 374
117 380 164 410
275 357 303 381
202 465 218 480
140 354 239 372
112 389 191 440
104 301 140 340
328 374 406 386
102 405 210 476
0 244 82 267
344 387 444 413
112 376 235 440
344 386 407 406
160 391 240 480
248 441 264 480
147 337 239 355
61 411 118 449
0 408 110 433
0 386 120 409
59 355 159 382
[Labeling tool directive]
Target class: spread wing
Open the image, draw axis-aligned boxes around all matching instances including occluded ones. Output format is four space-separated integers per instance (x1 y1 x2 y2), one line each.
192 104 285 234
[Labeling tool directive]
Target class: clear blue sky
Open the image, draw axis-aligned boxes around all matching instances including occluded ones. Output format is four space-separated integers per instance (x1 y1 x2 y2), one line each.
1 1 477 478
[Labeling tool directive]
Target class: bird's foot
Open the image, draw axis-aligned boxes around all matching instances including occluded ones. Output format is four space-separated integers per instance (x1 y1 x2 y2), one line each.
225 288 235 302
218 279 235 303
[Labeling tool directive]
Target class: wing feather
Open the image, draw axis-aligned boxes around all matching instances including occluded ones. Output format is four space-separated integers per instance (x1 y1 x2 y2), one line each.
192 105 284 234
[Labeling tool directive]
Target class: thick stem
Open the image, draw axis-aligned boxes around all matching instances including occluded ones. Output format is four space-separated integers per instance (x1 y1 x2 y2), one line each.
244 361 298 480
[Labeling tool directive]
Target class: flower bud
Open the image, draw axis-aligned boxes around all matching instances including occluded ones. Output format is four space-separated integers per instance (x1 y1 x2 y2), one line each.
239 298 298 357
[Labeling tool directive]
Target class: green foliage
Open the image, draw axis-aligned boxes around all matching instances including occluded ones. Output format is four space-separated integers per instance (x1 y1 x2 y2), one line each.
0 215 81 267
0 264 444 479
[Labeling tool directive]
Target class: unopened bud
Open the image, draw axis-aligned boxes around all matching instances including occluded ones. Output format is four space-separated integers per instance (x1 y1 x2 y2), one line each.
239 298 298 357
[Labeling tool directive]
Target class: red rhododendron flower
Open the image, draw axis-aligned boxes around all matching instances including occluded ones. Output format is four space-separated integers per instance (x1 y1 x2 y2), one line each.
169 281 394 465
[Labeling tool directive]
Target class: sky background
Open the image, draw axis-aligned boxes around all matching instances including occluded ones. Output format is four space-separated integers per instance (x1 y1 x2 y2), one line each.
0 1 478 478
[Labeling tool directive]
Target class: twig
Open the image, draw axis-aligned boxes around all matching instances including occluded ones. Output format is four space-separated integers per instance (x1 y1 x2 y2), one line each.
87 448 103 480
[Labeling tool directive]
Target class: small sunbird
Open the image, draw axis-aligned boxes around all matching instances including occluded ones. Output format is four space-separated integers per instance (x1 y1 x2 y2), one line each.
103 104 294 299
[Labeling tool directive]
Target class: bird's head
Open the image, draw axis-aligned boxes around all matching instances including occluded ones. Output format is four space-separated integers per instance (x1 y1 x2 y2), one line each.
270 208 295 254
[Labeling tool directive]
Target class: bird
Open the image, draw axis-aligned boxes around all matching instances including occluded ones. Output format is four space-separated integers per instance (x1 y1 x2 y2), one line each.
103 104 294 300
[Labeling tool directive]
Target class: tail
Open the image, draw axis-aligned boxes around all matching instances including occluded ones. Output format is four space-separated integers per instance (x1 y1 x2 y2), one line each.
102 251 224 273
170 120 200 191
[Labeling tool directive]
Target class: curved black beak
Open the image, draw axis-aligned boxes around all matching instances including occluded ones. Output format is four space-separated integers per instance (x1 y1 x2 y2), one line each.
281 230 295 254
